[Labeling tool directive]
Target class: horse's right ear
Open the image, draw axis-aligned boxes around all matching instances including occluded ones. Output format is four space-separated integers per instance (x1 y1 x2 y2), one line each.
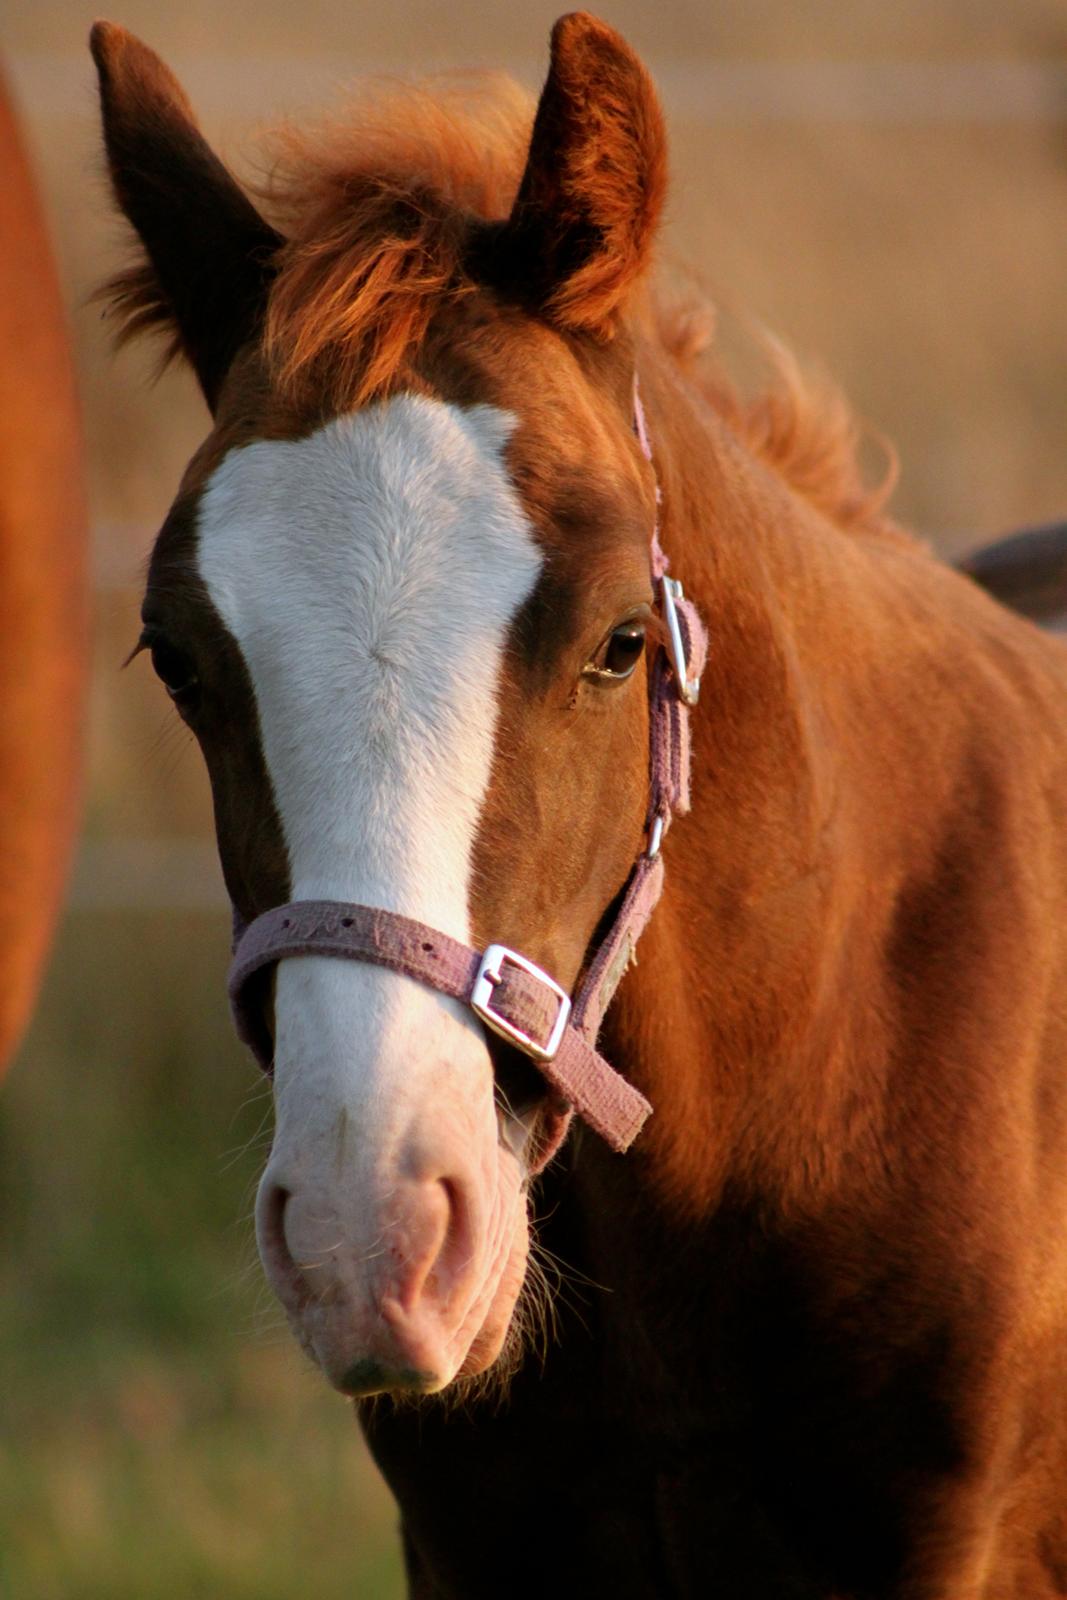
90 21 281 411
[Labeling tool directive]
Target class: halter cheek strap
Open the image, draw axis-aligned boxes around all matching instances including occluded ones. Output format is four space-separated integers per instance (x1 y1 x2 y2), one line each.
227 378 708 1158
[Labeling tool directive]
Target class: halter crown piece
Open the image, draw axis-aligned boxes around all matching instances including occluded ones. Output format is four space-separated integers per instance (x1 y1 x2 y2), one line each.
227 377 708 1163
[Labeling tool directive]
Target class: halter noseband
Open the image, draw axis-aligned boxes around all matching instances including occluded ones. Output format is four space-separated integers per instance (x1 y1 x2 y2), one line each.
227 379 708 1159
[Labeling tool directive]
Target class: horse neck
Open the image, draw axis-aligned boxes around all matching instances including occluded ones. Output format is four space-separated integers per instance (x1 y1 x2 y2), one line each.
605 350 964 1221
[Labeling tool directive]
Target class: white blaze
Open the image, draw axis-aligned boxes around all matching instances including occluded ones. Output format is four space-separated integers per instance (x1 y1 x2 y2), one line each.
195 397 543 1287
196 395 541 930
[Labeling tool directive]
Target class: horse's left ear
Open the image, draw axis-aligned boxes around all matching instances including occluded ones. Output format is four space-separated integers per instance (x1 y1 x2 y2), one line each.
474 12 667 337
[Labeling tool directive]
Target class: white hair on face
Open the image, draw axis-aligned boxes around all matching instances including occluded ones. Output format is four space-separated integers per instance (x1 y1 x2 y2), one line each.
194 394 542 935
195 395 546 1390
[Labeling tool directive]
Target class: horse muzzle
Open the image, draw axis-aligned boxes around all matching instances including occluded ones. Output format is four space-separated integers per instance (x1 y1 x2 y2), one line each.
256 1172 476 1394
253 955 530 1395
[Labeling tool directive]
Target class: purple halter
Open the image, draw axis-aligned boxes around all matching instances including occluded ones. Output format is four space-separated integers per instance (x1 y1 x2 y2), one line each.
228 379 707 1158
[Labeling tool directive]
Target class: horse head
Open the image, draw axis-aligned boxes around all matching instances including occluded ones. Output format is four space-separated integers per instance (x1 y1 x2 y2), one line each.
92 14 674 1397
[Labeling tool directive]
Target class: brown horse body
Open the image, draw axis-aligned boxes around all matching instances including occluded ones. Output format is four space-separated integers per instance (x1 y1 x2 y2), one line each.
368 339 1067 1596
0 71 87 1075
91 14 1067 1596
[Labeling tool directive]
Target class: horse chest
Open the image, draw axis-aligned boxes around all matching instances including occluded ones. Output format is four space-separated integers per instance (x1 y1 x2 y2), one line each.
361 1167 968 1599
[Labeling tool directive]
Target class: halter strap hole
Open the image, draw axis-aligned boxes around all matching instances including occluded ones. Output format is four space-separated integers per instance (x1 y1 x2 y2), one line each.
341 917 353 928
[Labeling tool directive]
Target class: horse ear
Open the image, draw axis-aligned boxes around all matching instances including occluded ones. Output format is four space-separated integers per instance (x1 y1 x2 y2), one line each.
90 21 282 411
475 12 667 336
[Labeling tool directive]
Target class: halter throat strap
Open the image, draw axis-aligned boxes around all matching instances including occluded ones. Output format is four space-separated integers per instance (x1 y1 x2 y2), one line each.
227 377 707 1158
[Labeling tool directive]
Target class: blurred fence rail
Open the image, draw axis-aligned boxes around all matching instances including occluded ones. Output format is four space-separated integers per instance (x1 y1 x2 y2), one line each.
9 53 1067 124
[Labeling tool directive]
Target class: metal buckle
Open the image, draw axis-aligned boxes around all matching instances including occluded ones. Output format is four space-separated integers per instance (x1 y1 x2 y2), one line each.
470 944 572 1063
661 575 701 706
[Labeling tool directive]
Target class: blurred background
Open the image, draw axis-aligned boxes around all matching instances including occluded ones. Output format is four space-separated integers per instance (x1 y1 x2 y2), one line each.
3 2 1067 1595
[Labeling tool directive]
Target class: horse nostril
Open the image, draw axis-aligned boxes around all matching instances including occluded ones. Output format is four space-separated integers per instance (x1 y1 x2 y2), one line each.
256 1181 313 1313
387 1178 456 1316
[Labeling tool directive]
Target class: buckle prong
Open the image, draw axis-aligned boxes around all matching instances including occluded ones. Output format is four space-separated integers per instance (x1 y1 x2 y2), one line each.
470 944 572 1063
661 575 701 706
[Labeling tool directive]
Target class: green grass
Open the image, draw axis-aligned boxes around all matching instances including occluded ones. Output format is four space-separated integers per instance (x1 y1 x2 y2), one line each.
0 910 404 1600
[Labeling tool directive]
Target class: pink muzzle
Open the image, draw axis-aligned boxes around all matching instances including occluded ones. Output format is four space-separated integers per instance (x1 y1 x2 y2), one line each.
227 379 707 1162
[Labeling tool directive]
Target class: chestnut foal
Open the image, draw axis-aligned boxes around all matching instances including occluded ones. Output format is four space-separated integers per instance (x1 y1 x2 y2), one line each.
93 14 1067 1597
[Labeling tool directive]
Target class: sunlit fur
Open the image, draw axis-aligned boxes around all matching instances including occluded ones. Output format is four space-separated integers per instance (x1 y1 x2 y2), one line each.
98 35 892 533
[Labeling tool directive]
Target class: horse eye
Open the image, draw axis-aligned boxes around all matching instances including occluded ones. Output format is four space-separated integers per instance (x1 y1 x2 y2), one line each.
585 622 646 684
149 637 200 708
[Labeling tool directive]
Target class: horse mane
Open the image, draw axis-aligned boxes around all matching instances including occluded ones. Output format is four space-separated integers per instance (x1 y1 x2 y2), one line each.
103 70 895 533
653 295 898 532
257 75 532 406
